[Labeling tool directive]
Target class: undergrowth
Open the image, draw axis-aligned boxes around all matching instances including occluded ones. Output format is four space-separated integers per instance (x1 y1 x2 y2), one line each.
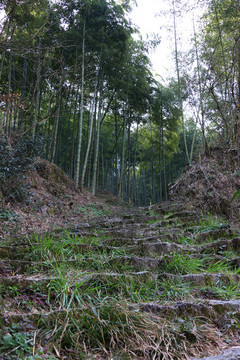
36 302 224 359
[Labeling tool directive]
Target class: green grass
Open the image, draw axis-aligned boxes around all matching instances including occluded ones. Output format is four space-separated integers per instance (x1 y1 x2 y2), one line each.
35 300 224 360
146 218 160 225
47 272 160 307
204 258 233 273
162 252 204 275
75 203 113 217
195 214 228 233
0 209 19 221
157 279 194 301
176 235 194 245
27 231 114 261
0 323 33 359
160 252 240 275
219 249 238 258
202 284 240 300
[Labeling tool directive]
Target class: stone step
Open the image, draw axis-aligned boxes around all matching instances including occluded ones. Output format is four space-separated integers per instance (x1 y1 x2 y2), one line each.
103 235 172 246
160 273 240 286
103 251 240 272
0 270 155 290
191 347 240 360
0 245 31 259
129 301 215 319
147 201 187 214
142 238 240 258
109 255 160 270
0 275 54 289
194 228 236 243
201 238 240 255
141 241 191 256
1 258 89 273
92 215 164 227
0 307 83 326
149 218 184 229
128 299 240 327
165 210 198 219
129 299 240 320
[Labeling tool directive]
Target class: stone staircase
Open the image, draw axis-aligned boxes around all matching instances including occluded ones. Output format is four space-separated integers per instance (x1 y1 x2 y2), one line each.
0 201 240 359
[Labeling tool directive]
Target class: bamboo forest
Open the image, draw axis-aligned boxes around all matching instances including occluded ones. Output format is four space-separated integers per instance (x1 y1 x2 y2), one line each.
0 0 238 206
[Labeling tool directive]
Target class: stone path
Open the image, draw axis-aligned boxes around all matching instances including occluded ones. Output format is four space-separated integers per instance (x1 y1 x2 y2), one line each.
0 201 240 359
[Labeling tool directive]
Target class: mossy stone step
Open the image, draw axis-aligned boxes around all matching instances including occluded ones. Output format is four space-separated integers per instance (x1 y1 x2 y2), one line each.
201 238 240 254
160 273 240 286
129 299 240 319
0 308 84 326
147 201 186 214
194 228 236 243
165 210 198 219
109 255 160 270
191 347 240 360
0 275 54 289
207 299 240 313
141 241 191 256
0 245 31 259
129 301 215 319
103 235 161 246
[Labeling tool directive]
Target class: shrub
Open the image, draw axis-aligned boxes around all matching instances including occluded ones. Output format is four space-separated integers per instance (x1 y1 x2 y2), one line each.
0 134 42 202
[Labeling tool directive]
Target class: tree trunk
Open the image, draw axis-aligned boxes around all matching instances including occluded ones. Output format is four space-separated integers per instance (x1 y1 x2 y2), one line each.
80 66 99 192
6 52 12 136
75 21 85 189
118 107 127 198
18 60 27 131
127 118 131 202
32 38 41 139
172 0 189 164
92 83 103 195
51 68 64 164
70 85 80 178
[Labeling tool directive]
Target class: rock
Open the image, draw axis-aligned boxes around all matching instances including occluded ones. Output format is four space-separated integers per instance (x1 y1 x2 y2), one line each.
137 301 215 318
232 238 240 254
201 239 232 254
166 210 197 219
207 300 240 313
160 273 240 286
109 255 160 270
194 228 233 243
191 347 240 360
141 241 190 256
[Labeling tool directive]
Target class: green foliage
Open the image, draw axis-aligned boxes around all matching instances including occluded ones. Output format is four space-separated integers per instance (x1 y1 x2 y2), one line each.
157 279 194 301
230 189 240 203
196 214 227 233
205 259 233 274
0 209 19 221
0 323 33 358
176 235 194 245
200 284 240 300
163 252 204 275
0 135 42 202
194 0 240 143
77 204 105 216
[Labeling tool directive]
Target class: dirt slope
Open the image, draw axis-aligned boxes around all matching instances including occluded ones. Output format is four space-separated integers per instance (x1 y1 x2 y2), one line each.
0 159 124 240
169 146 240 222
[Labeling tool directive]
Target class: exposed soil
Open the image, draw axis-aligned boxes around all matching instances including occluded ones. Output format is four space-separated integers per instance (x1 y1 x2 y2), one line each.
0 158 126 240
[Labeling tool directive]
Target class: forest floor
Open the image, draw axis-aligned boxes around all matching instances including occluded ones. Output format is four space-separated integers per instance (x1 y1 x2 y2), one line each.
0 156 240 359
